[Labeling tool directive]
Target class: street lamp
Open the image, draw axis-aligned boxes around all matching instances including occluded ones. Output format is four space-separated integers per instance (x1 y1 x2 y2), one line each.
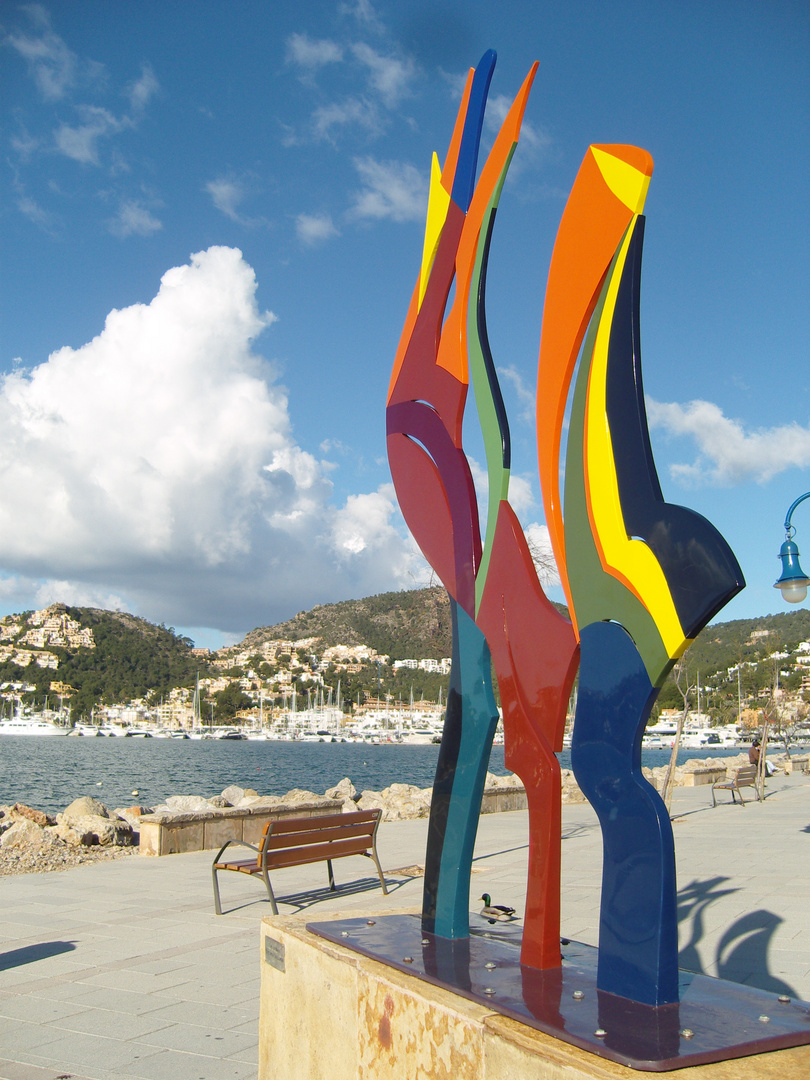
774 492 810 603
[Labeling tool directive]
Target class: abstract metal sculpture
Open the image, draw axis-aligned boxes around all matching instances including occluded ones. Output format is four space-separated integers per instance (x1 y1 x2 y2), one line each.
386 50 579 969
387 49 746 1004
310 50 810 1069
536 145 745 1004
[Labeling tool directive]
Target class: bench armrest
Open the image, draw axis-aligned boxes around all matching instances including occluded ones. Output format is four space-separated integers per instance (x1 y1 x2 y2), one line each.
212 839 260 864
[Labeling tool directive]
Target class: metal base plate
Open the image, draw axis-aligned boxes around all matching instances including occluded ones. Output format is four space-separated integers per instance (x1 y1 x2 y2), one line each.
308 914 810 1071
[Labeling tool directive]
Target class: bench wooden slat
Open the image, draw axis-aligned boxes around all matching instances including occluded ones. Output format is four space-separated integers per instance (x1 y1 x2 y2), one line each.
213 858 263 874
264 837 374 870
266 810 379 834
263 821 376 851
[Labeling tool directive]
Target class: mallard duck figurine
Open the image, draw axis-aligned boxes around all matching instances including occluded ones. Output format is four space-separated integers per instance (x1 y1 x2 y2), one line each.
480 894 517 923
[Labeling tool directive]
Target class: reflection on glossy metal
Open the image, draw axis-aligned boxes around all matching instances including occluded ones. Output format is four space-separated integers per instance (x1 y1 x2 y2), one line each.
309 915 810 1071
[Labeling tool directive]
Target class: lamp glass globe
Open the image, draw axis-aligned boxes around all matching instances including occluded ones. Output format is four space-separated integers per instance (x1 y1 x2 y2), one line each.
780 581 808 604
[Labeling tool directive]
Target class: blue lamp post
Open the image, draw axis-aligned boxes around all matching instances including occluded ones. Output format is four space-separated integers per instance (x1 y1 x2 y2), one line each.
774 492 810 603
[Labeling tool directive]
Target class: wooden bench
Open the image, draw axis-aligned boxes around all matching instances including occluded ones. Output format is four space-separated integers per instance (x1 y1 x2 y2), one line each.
212 808 388 915
711 764 758 807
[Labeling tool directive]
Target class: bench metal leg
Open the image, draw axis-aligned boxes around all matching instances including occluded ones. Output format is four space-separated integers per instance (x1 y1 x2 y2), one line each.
214 865 278 916
327 859 336 891
260 863 279 914
364 849 389 895
212 865 223 915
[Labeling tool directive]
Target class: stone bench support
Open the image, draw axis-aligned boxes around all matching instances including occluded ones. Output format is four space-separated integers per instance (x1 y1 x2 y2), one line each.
138 784 529 857
680 766 728 786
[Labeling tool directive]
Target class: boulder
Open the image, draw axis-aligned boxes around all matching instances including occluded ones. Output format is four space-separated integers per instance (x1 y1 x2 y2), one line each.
163 795 214 814
53 814 133 847
240 795 282 811
278 788 323 804
63 796 110 822
484 772 523 790
220 785 258 805
355 784 432 821
11 803 55 827
51 822 85 847
325 777 358 802
235 794 266 808
560 769 586 804
208 795 232 808
356 790 385 813
0 817 51 849
114 806 149 832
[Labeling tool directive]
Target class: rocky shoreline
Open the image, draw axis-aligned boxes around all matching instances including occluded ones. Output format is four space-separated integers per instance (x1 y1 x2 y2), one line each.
1 752 795 876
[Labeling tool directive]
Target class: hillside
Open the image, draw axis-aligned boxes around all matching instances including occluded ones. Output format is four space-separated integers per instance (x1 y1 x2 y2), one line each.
237 587 455 660
237 586 572 662
233 591 810 719
0 605 207 718
4 592 810 723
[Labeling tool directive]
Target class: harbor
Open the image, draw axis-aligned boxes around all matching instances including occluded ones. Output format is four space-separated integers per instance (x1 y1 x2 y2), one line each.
1 726 807 820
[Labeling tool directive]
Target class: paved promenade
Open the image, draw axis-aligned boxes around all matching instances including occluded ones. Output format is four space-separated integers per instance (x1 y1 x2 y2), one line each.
0 770 808 1080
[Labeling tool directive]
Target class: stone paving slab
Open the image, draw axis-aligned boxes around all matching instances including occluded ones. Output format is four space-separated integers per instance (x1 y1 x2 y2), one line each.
0 771 808 1080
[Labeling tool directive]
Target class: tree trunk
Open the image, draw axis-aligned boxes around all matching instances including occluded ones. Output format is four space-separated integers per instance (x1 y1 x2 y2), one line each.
661 707 686 814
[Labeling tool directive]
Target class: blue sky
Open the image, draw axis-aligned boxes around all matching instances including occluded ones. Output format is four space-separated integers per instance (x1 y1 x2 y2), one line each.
1 1 808 648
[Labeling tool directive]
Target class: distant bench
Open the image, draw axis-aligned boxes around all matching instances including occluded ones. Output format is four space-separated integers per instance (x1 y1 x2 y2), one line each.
711 764 758 807
211 808 387 915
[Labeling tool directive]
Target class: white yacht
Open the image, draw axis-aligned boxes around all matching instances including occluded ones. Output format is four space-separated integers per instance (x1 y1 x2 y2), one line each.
0 714 67 736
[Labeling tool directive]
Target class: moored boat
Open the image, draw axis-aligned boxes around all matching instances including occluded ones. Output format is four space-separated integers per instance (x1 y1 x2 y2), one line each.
0 715 67 736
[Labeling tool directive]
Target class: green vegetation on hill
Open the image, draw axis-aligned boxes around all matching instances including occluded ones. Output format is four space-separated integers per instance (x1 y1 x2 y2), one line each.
240 587 455 660
0 607 207 719
655 609 810 717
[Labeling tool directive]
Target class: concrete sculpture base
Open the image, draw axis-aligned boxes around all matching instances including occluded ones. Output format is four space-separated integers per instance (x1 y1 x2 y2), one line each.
259 911 810 1079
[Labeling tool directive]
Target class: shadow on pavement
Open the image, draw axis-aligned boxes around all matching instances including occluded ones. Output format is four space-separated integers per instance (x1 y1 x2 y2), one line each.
678 877 797 997
715 909 796 997
0 940 76 971
472 843 529 863
220 874 411 916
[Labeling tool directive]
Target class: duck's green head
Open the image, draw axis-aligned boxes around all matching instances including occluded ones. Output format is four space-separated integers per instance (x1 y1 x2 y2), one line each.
480 894 491 906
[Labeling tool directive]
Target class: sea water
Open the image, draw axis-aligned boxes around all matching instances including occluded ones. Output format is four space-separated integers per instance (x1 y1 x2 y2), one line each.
0 737 757 816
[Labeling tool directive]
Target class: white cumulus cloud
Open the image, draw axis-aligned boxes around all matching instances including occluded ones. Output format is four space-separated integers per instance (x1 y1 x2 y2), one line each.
205 178 247 220
646 398 810 485
0 247 420 632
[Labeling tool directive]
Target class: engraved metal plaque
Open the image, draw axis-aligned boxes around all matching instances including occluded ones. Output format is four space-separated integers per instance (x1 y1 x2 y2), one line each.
264 936 285 972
